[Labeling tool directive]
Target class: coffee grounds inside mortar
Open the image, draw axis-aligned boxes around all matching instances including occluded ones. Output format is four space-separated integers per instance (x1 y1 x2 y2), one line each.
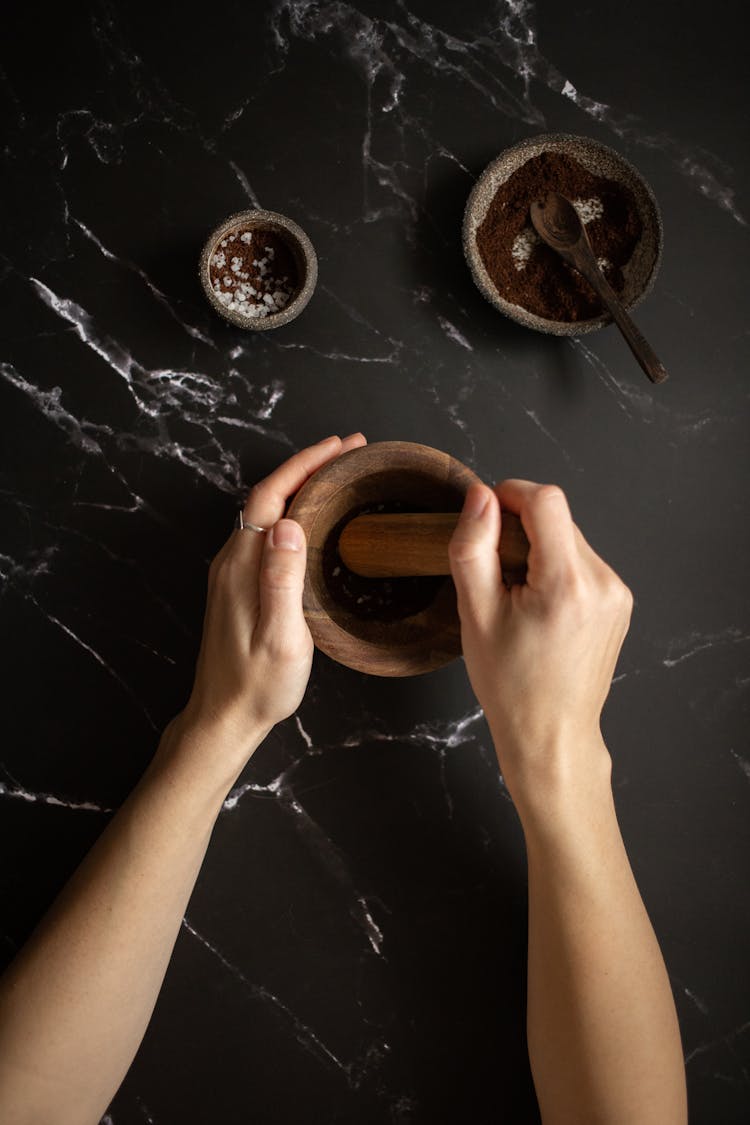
475 152 642 321
324 502 444 623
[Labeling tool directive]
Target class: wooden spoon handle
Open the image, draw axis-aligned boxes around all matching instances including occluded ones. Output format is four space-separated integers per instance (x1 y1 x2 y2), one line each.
338 511 529 580
574 254 668 384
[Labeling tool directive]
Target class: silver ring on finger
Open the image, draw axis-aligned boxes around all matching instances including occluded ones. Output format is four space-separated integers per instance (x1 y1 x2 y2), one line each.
235 509 267 534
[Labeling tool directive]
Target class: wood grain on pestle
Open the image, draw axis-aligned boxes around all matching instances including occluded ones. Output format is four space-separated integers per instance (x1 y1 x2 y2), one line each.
339 511 529 581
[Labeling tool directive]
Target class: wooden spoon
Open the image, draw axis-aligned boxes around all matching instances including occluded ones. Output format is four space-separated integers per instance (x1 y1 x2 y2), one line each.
530 191 668 384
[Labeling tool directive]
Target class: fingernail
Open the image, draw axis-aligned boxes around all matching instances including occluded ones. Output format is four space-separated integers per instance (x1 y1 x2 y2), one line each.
270 519 303 551
315 434 339 446
461 484 490 520
343 431 365 441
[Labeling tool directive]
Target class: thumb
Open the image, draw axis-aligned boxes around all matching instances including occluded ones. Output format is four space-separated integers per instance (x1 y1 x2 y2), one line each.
255 518 309 650
448 483 503 626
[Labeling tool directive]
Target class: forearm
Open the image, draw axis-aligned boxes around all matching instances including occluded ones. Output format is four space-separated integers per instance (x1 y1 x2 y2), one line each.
0 438 350 1125
509 741 687 1125
0 717 262 1125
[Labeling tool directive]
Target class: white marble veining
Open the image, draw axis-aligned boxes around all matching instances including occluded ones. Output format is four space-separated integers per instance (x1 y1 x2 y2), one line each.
0 541 159 729
662 627 750 669
182 916 396 1096
73 217 216 348
684 1019 750 1067
729 749 750 783
2 0 742 519
182 918 352 1073
1 3 748 1122
0 778 110 814
270 0 746 225
223 714 388 954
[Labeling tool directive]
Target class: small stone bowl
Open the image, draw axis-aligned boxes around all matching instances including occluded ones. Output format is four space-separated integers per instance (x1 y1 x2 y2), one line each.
462 133 663 336
199 208 317 331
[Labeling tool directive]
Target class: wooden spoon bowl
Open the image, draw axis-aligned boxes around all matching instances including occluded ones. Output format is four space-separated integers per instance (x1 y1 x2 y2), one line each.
286 441 479 677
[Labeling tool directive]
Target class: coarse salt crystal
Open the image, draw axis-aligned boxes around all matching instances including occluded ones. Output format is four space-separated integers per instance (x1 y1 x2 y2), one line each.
213 251 226 268
263 294 274 306
511 227 539 270
224 276 233 286
220 239 227 247
240 231 253 243
572 197 604 224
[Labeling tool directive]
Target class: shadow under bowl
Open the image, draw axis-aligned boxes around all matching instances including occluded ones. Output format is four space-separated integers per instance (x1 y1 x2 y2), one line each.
462 132 663 336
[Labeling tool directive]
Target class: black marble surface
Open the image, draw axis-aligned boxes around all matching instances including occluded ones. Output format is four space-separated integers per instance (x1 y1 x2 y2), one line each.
1 1 748 1122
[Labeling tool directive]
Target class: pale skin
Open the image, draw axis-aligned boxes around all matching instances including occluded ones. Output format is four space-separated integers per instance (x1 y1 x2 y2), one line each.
449 480 687 1124
0 434 687 1125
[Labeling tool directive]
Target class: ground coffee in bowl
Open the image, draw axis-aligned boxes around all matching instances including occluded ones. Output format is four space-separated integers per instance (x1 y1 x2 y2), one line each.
463 134 662 336
476 152 642 322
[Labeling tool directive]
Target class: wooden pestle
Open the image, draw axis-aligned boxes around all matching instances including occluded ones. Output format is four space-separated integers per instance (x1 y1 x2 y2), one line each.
338 511 529 580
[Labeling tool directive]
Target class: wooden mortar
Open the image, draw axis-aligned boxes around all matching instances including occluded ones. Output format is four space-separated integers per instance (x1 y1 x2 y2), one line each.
286 441 529 677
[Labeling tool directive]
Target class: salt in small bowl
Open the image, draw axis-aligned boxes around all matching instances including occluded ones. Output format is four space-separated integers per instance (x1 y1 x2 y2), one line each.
200 208 318 331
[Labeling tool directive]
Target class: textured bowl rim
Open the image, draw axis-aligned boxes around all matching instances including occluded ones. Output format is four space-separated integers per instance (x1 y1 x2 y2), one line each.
199 208 318 331
462 132 664 336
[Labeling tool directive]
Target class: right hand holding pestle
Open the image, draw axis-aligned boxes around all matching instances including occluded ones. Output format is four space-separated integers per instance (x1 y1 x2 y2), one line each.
448 480 633 823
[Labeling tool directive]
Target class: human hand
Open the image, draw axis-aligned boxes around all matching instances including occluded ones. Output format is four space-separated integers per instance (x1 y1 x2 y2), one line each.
177 433 367 768
448 480 632 818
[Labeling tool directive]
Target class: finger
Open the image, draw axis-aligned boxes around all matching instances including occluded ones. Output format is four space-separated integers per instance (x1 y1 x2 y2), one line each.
495 479 578 589
244 435 343 528
255 518 309 652
245 432 366 530
340 431 367 454
448 483 504 625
